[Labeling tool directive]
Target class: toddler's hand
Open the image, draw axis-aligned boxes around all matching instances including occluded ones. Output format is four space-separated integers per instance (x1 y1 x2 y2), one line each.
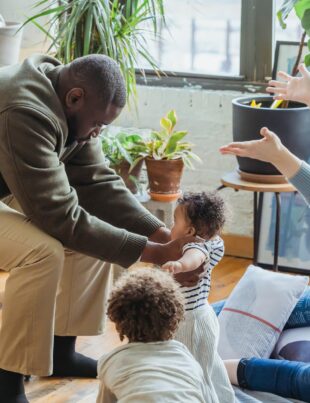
162 261 183 274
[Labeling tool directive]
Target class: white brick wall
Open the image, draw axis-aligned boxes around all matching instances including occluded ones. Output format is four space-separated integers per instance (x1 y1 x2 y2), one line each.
116 85 257 236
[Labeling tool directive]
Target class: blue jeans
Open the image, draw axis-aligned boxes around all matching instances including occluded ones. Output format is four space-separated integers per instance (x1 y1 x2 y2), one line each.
212 286 310 402
237 358 310 402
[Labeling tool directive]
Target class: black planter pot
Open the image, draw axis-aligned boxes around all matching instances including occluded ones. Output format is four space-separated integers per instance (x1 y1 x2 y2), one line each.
233 96 310 176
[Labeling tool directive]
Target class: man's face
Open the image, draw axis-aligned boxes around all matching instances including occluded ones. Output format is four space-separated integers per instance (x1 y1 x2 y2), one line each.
64 89 123 146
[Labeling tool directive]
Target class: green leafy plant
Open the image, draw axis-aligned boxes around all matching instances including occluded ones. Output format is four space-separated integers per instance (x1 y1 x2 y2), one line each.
278 0 310 73
22 0 165 101
101 129 147 168
140 110 201 169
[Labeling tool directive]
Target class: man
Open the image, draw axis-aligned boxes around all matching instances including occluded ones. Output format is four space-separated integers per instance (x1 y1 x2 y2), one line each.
0 54 203 402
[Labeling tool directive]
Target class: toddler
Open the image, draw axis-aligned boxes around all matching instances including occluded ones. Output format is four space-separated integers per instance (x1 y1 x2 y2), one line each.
163 191 235 403
96 268 215 403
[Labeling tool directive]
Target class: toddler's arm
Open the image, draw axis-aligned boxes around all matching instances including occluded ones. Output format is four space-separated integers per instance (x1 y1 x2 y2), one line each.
162 247 207 274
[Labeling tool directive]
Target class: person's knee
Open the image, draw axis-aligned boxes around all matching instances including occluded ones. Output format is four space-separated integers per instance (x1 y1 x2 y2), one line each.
33 236 65 275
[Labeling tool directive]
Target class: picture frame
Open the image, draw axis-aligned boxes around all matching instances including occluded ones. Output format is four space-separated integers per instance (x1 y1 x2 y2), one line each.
272 40 308 79
257 192 310 274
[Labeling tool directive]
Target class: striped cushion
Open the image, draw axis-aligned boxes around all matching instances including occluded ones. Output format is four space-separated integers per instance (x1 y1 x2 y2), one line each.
217 265 308 359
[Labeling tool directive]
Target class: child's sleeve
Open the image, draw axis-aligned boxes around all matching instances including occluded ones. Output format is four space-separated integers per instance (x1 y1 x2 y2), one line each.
182 242 210 260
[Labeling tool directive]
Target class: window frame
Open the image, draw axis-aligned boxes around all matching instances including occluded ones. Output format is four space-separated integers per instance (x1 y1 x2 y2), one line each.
136 0 275 92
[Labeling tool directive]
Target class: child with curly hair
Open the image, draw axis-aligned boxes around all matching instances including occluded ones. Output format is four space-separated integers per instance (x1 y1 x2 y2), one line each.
162 192 235 403
96 268 215 403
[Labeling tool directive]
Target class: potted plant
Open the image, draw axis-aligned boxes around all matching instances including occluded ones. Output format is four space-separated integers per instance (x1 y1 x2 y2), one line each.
22 0 164 102
0 14 23 67
101 129 147 194
140 110 201 202
232 0 310 182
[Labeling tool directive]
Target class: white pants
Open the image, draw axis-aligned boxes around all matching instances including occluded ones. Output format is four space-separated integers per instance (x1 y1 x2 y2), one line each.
175 303 235 403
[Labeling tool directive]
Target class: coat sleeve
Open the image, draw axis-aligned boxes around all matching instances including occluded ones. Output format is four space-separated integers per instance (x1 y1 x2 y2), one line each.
0 107 152 267
65 136 164 237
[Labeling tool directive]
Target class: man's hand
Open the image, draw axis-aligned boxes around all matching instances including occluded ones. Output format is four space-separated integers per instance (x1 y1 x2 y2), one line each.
140 235 202 266
149 226 171 244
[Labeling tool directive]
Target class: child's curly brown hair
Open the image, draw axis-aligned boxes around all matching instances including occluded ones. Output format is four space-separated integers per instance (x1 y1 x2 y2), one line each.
178 191 226 239
107 268 185 343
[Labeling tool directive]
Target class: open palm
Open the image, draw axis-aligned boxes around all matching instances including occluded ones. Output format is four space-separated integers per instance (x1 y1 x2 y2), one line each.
266 64 310 107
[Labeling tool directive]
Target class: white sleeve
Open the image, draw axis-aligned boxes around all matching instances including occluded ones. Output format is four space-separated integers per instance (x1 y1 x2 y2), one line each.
182 242 210 259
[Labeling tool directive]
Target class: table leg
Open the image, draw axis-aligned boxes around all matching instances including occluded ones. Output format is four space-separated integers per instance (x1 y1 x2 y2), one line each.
274 192 281 271
217 184 226 191
253 192 259 265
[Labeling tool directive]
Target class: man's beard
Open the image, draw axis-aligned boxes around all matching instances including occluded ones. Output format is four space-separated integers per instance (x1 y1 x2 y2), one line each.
65 114 78 147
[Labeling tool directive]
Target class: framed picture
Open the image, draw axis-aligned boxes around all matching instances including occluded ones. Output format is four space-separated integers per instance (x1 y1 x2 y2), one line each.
257 192 310 274
272 40 308 79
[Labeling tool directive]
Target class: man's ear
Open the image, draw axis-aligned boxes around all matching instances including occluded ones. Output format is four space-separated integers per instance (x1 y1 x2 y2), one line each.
65 88 85 110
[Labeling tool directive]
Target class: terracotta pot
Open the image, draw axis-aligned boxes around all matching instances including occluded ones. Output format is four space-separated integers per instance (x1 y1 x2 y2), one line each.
145 157 184 202
233 96 310 181
112 160 143 194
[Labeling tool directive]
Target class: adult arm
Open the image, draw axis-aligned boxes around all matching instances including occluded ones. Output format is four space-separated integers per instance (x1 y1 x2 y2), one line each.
65 138 164 238
0 107 161 267
220 127 310 205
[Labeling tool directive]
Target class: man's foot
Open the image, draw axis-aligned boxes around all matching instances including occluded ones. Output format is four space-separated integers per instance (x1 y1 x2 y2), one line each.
52 336 97 378
0 368 29 403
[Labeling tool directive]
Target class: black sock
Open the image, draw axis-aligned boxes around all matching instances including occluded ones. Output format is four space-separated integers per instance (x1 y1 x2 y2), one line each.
52 336 97 378
0 368 29 403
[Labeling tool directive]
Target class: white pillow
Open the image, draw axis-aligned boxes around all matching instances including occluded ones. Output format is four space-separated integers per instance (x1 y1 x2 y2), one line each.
218 265 308 360
272 327 310 362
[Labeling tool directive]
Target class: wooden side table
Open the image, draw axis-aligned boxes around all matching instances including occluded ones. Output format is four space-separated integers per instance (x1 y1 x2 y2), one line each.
218 171 296 271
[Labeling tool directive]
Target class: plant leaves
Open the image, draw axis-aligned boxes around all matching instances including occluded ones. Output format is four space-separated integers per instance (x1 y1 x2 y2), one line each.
165 131 188 155
277 0 299 29
160 117 172 132
300 8 310 30
304 52 310 65
294 0 310 20
167 109 177 128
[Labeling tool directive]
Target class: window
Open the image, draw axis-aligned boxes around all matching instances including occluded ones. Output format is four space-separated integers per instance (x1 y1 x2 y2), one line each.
139 0 242 77
137 1 278 90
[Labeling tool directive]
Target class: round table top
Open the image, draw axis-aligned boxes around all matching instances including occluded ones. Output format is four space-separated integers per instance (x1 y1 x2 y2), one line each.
220 171 296 193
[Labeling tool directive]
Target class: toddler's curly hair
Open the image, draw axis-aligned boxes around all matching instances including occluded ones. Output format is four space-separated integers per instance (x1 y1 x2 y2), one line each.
107 268 184 343
178 191 226 239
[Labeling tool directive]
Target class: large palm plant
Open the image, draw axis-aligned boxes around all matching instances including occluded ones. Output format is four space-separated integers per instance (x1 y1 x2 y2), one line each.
23 0 165 101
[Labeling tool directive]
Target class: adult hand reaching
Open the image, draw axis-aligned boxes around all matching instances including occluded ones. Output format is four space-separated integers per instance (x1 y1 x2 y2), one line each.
141 235 203 267
220 127 302 178
220 127 283 163
148 226 171 244
266 64 310 108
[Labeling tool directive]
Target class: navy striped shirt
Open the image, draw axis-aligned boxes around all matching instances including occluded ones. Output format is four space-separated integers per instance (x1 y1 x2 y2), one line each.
181 236 224 311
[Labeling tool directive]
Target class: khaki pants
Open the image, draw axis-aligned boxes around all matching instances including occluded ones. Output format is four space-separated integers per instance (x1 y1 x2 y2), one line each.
0 196 113 376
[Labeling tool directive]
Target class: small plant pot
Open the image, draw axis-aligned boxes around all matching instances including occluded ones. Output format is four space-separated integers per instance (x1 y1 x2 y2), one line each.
112 159 144 194
145 157 184 202
233 95 310 182
0 22 23 67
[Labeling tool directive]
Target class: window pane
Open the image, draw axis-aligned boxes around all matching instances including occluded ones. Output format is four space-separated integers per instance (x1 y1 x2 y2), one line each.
275 0 303 42
138 0 241 76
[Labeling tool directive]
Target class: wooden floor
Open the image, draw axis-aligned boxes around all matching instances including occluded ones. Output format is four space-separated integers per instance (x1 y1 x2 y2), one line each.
0 256 251 402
